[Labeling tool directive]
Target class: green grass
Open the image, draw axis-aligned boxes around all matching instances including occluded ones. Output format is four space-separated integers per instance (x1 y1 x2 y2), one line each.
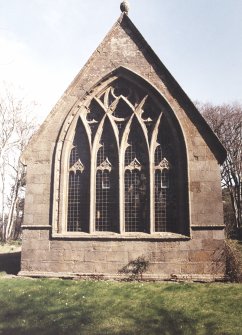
0 241 21 254
0 278 241 335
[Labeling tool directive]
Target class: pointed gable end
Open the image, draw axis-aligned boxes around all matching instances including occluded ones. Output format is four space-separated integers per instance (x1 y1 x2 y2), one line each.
22 13 226 165
20 8 227 282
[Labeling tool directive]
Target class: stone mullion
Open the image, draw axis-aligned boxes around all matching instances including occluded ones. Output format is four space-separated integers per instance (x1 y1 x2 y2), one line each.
104 115 121 233
90 117 106 233
119 116 134 234
134 114 152 233
79 113 93 234
149 149 155 234
119 148 125 234
150 115 162 234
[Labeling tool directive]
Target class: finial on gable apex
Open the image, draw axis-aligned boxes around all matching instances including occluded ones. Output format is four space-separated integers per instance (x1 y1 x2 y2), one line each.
120 1 130 14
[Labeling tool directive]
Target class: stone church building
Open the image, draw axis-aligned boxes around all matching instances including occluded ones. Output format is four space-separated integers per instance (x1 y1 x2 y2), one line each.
19 6 227 281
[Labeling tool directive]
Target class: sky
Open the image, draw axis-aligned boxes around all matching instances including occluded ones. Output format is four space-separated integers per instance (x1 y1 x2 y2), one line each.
0 0 242 122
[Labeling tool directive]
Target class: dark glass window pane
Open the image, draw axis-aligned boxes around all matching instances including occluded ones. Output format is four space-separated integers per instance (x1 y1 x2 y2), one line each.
124 118 149 232
67 119 90 232
95 119 119 232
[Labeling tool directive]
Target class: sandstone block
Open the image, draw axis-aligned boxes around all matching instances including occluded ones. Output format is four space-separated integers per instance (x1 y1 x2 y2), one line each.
41 261 74 273
164 250 189 262
39 230 50 240
72 261 95 273
106 251 128 263
50 250 64 262
85 251 106 262
24 214 34 225
150 252 165 262
64 250 85 262
25 239 50 251
202 239 224 250
148 262 181 275
189 251 213 262
204 261 226 275
212 230 225 240
181 263 204 275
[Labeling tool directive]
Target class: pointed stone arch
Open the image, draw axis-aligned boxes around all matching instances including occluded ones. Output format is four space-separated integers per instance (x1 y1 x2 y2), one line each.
52 66 189 236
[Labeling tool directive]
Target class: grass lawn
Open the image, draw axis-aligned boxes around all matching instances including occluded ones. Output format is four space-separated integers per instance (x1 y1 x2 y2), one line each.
0 278 241 335
0 242 21 254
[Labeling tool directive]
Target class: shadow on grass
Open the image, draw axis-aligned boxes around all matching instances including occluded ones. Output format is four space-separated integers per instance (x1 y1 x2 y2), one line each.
0 304 198 335
0 252 21 275
0 282 223 335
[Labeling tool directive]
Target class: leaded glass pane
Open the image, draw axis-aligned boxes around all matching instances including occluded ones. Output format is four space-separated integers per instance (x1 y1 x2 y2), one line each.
67 119 90 232
124 118 149 232
95 119 119 232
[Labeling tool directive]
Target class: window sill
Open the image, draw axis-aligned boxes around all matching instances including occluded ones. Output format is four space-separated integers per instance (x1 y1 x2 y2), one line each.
52 231 190 241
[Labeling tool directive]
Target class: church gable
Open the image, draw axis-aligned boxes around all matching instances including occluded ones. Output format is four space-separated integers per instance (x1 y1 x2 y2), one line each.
22 13 225 165
20 4 226 281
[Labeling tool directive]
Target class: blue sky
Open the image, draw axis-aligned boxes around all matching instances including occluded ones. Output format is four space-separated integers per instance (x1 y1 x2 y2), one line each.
0 0 241 121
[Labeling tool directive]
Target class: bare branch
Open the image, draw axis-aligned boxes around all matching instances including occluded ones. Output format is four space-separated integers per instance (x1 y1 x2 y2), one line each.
0 82 38 241
197 102 242 230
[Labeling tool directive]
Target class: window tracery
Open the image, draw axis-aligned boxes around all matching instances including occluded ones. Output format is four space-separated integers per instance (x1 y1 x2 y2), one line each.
69 158 85 174
56 76 187 236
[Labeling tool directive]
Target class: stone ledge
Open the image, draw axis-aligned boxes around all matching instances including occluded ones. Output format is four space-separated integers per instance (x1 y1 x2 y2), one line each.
51 232 190 241
191 225 225 230
22 225 51 229
18 271 227 283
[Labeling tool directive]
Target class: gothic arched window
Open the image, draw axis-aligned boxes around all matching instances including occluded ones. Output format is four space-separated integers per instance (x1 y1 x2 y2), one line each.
55 73 188 237
67 119 90 232
95 118 119 232
124 118 149 233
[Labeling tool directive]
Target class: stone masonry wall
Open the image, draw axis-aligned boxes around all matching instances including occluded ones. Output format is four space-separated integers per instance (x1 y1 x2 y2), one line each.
20 229 225 281
20 14 226 281
22 14 224 234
